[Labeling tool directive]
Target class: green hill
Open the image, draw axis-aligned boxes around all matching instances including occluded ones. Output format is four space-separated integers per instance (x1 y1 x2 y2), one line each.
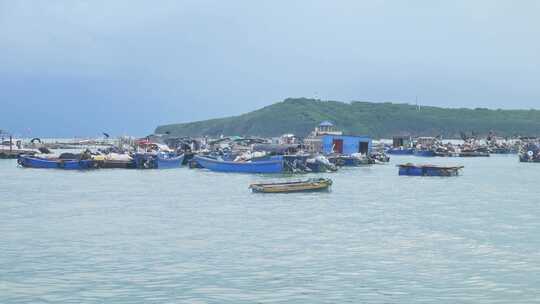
155 98 540 138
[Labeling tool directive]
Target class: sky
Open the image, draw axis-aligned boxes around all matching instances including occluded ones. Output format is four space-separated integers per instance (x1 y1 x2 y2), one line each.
1 0 539 137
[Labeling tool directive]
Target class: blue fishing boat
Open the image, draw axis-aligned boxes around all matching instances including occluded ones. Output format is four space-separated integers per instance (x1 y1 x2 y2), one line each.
193 155 284 173
17 155 95 170
133 152 184 169
156 153 184 169
398 163 463 176
387 148 415 155
387 136 414 155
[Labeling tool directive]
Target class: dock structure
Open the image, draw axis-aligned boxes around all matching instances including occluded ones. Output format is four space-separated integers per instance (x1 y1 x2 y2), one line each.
0 134 37 159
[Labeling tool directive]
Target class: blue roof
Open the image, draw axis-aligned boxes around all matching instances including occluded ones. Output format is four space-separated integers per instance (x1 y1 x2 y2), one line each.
319 121 334 127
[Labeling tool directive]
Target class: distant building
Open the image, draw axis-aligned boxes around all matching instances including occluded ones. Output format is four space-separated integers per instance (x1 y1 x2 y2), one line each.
304 121 372 155
313 121 343 136
279 134 297 145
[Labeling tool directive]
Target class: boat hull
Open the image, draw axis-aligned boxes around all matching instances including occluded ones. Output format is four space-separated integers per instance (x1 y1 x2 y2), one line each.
94 160 135 169
194 155 284 173
17 155 95 170
250 178 332 193
458 152 490 157
387 148 414 155
156 154 184 169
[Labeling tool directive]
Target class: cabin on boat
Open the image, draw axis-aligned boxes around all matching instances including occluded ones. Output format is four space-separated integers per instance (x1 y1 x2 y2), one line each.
392 136 412 148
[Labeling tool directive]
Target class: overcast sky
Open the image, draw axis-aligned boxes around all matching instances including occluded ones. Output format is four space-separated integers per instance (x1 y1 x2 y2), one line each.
1 0 539 136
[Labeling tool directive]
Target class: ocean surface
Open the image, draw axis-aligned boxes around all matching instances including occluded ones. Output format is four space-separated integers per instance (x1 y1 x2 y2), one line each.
1 155 539 303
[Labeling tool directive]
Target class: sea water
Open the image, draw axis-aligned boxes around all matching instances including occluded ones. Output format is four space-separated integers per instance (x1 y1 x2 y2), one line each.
1 155 539 303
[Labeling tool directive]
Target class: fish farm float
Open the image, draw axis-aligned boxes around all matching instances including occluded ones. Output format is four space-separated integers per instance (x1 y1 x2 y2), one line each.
3 122 540 192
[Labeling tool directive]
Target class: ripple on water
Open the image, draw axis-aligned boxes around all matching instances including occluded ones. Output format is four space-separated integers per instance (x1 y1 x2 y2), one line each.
1 156 540 303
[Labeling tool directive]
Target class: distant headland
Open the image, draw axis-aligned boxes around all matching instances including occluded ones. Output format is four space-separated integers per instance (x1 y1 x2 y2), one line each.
155 98 540 138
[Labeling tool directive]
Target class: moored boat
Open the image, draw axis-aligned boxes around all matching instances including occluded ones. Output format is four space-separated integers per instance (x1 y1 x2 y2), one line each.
92 153 135 169
387 147 415 155
328 153 374 166
17 155 95 170
398 163 464 176
194 155 284 173
156 153 184 169
133 152 184 169
249 178 333 193
387 136 414 155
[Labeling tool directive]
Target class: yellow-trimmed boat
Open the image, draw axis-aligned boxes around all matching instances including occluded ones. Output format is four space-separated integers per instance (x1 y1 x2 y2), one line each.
249 178 332 193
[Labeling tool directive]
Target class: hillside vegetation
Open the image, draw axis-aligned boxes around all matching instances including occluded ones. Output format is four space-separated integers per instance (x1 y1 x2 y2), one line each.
155 98 540 138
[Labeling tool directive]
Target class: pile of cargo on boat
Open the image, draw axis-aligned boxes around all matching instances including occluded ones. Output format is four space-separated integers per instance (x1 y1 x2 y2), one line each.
519 140 540 163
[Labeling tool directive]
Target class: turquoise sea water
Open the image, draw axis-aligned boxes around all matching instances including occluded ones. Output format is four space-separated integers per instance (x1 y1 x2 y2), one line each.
1 155 539 303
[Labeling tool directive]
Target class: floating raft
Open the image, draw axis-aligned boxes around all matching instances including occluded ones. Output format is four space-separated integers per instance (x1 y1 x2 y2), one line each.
398 163 464 176
249 178 333 193
414 150 437 157
0 148 37 159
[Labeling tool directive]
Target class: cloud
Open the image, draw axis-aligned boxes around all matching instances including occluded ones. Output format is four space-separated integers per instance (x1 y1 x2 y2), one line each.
1 0 539 136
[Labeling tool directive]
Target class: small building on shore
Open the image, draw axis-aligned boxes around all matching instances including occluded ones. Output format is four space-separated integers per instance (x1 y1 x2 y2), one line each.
304 121 372 155
322 134 372 155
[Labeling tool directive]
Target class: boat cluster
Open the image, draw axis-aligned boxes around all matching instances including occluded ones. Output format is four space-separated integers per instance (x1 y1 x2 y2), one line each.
6 123 540 178
13 130 390 173
17 142 186 170
386 136 520 157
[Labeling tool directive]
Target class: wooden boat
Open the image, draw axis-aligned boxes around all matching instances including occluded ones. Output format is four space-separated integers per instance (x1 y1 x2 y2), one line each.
249 178 333 193
193 155 284 173
17 155 95 170
398 163 463 176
